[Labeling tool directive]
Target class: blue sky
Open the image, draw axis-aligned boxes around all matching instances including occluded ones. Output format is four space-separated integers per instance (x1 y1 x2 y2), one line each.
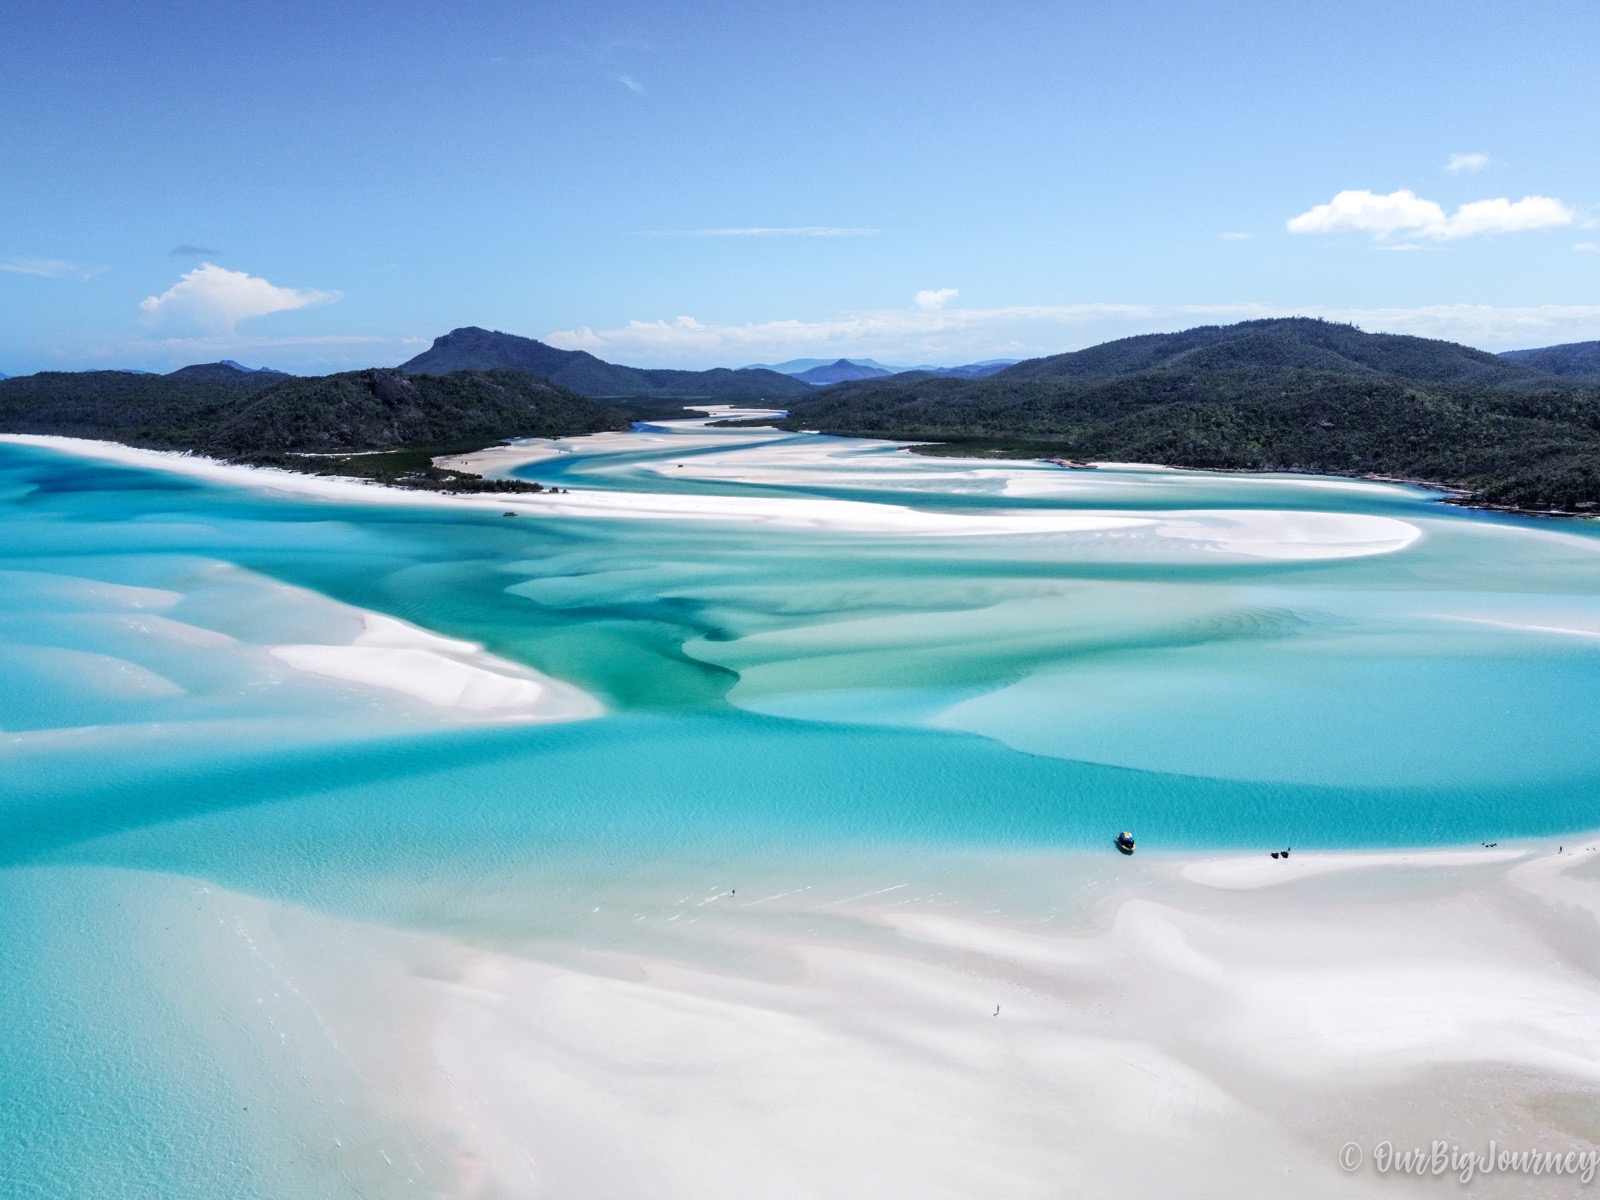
2 0 1597 374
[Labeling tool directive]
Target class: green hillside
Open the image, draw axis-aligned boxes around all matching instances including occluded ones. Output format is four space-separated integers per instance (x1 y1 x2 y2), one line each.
998 318 1557 388
1499 341 1600 381
781 320 1600 513
0 366 631 490
401 326 812 399
206 368 625 452
0 369 276 446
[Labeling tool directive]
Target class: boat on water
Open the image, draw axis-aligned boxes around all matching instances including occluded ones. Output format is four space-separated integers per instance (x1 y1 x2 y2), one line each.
1114 831 1136 855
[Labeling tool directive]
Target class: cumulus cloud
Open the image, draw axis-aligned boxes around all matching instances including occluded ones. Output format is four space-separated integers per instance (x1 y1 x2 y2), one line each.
638 226 880 238
1444 196 1576 238
1 256 103 279
546 300 1600 365
1287 189 1574 241
1445 152 1490 174
914 288 958 310
139 263 337 332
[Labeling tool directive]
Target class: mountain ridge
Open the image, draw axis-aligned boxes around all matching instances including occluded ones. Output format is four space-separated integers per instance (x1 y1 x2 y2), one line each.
400 326 811 399
8 319 1600 512
746 356 1018 381
998 318 1560 389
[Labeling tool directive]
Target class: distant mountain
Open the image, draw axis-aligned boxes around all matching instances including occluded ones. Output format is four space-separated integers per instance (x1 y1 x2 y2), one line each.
1499 341 1600 381
401 327 811 399
908 360 1018 379
221 359 290 375
167 360 291 382
745 357 901 375
747 357 1018 381
776 318 1600 513
793 359 896 385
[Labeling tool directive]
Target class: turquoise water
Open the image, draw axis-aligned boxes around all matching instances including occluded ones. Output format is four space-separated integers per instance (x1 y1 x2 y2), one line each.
5 426 1600 1194
6 432 1600 871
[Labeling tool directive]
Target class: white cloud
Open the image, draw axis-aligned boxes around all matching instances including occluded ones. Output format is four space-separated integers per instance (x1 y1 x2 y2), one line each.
1287 189 1445 238
638 226 880 238
1 256 103 279
1288 188 1574 241
1445 152 1490 174
1443 195 1576 239
914 288 958 310
1576 242 1600 253
615 74 645 95
1219 231 1251 241
139 262 337 332
546 300 1600 365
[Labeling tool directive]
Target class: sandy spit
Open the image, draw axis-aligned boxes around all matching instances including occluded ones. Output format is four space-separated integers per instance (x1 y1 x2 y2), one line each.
5 433 1422 558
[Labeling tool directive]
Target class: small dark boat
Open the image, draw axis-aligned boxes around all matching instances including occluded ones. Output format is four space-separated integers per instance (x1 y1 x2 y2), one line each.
1114 831 1136 855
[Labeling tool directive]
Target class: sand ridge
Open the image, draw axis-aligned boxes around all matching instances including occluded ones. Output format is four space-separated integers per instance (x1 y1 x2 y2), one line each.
5 431 1423 560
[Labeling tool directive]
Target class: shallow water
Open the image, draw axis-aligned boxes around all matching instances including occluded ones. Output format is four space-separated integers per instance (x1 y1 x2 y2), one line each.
7 427 1600 860
4 422 1600 1195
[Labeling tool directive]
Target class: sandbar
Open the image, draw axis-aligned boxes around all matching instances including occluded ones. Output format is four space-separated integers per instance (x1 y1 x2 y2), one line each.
3 432 1423 559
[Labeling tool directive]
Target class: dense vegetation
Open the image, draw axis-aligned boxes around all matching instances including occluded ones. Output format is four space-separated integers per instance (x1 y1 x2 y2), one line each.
997 319 1557 388
205 368 626 452
0 368 277 447
0 365 632 490
1499 340 1600 381
401 326 812 400
781 320 1600 513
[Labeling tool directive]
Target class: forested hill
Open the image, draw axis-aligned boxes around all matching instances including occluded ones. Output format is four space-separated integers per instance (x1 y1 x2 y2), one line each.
401 326 812 400
780 319 1600 513
1499 341 1600 381
995 318 1558 388
0 366 628 455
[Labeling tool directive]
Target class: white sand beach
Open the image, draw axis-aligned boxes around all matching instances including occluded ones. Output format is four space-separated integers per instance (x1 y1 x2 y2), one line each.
269 611 603 721
1 432 1423 560
104 839 1600 1199
0 552 603 731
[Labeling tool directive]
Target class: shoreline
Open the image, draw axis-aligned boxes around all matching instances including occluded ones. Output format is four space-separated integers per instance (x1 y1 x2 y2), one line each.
0 432 1428 558
80 835 1600 1198
897 438 1598 520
